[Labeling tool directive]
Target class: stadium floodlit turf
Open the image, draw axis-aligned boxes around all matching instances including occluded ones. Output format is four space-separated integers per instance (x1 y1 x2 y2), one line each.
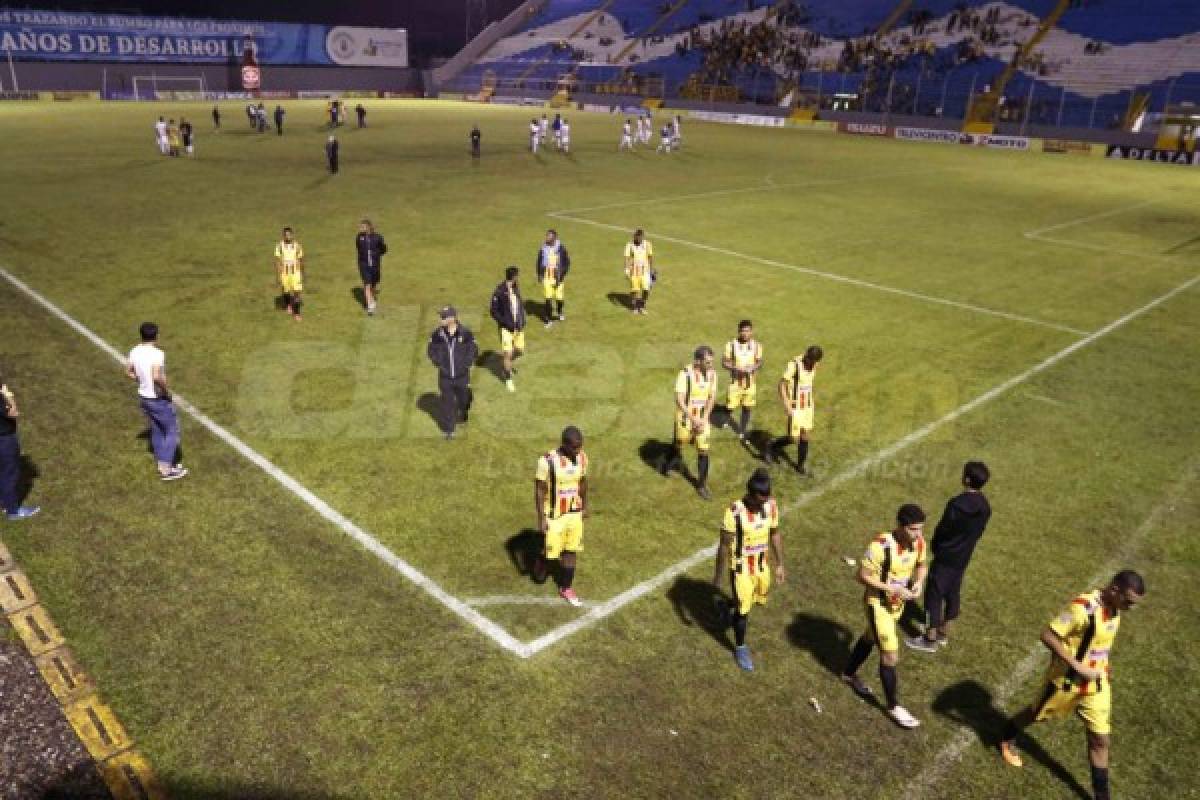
0 98 1197 798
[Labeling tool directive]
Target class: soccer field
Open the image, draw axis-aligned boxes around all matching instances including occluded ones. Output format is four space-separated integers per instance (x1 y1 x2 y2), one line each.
1 98 1198 799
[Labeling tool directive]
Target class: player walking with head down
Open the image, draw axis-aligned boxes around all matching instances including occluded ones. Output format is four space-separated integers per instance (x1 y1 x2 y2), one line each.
533 426 590 607
623 228 653 314
529 118 540 154
841 504 928 729
999 571 1146 800
721 320 763 442
712 468 784 671
663 346 718 500
275 226 305 321
535 229 570 327
766 345 823 473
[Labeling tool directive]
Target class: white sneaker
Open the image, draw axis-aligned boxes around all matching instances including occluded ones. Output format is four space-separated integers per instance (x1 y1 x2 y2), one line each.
505 378 515 392
889 705 921 729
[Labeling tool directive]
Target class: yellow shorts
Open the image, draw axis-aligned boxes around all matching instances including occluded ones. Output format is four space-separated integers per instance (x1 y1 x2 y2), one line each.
1032 674 1112 735
542 278 564 301
500 328 525 354
788 407 814 437
866 600 904 653
628 272 650 292
280 272 304 293
730 563 771 615
544 513 583 559
674 413 711 452
727 381 757 409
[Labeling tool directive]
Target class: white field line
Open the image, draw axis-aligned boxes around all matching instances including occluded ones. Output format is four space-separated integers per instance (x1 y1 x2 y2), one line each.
0 267 533 660
523 271 1200 657
1023 233 1184 263
465 595 597 609
1022 199 1157 238
550 212 1088 335
903 457 1200 800
548 167 943 216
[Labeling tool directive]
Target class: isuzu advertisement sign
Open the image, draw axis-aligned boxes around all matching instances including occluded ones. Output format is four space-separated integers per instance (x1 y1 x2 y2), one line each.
0 9 407 66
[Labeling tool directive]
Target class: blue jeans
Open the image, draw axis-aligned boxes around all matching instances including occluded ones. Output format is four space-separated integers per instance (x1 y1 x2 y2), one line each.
0 433 19 514
140 397 180 467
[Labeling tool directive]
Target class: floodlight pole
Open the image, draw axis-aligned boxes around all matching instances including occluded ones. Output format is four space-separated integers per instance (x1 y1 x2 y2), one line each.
6 46 17 92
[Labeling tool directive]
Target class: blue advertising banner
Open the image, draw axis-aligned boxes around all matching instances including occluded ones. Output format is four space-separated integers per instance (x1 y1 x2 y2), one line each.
0 9 408 66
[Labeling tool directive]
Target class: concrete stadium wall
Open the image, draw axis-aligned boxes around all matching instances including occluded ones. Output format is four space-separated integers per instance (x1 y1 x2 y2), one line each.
5 60 423 92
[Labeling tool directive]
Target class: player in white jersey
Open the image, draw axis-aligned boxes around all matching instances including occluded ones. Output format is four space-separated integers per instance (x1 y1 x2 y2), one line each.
672 115 683 149
530 118 540 153
539 113 549 144
639 116 651 145
559 119 571 153
619 119 633 150
154 116 168 155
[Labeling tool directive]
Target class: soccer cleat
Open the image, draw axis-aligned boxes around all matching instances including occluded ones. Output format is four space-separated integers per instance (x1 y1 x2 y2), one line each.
444 430 455 441
1000 740 1023 767
367 304 376 316
293 313 302 322
904 635 939 654
544 320 554 329
937 637 949 649
505 378 515 392
6 505 41 521
560 587 582 607
889 705 921 729
841 673 875 700
558 313 565 322
795 464 807 475
160 467 188 482
738 432 747 443
734 645 754 671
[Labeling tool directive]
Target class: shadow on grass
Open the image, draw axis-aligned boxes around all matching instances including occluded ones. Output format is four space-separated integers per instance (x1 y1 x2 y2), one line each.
416 393 441 430
505 528 546 584
134 430 184 465
666 575 732 653
786 612 856 678
477 350 509 384
638 439 696 486
162 780 352 800
17 455 39 506
605 292 633 311
523 299 549 325
932 680 1091 800
350 287 366 310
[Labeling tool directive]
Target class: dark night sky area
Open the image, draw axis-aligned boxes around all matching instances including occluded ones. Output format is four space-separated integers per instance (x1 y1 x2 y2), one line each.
20 1 528 59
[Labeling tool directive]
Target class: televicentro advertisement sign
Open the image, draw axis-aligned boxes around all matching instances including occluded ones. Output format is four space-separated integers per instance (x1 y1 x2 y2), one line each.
0 9 407 66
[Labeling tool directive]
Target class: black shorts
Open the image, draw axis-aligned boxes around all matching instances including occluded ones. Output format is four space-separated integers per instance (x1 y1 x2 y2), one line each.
925 563 966 625
358 264 380 285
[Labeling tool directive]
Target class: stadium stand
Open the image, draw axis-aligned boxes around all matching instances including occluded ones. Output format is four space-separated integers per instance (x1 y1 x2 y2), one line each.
441 0 1200 130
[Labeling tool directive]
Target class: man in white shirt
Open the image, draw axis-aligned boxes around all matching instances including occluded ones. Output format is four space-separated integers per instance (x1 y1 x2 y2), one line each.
619 119 633 151
154 116 168 155
125 322 187 481
559 119 571 154
529 118 540 153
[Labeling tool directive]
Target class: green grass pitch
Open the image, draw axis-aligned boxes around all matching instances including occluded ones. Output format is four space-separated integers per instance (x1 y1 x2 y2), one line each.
0 98 1198 798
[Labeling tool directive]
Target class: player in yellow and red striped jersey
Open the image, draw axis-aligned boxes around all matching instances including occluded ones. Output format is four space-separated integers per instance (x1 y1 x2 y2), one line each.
841 503 928 729
999 571 1146 800
533 426 589 607
766 345 823 474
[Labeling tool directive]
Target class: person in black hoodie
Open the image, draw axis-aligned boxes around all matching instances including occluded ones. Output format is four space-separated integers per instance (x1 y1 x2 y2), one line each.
427 306 478 440
489 266 526 392
906 461 991 652
355 219 387 315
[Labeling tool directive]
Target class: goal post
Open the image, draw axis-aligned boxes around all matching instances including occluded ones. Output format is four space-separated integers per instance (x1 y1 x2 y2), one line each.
131 75 208 101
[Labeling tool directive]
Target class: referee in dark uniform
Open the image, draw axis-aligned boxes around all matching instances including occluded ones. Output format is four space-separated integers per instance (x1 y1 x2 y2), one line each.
906 460 991 652
427 307 478 440
355 219 387 315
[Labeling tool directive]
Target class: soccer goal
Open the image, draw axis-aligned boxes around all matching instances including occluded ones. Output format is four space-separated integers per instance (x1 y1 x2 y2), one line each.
131 74 209 101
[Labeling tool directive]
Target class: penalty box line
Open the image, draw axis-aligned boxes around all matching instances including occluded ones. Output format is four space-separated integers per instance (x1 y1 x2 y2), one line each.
521 270 1200 657
547 212 1088 336
0 266 534 660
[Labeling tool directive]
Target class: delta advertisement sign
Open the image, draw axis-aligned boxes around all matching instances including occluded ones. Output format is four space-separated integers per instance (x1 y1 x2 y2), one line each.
1105 145 1199 165
0 9 408 66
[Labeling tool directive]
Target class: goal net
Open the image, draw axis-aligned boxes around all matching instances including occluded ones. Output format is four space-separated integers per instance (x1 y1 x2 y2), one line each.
131 75 208 101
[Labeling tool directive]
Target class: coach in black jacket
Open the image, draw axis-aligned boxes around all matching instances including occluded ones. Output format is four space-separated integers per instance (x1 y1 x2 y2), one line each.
355 220 387 315
908 461 992 653
489 266 526 392
427 306 478 439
